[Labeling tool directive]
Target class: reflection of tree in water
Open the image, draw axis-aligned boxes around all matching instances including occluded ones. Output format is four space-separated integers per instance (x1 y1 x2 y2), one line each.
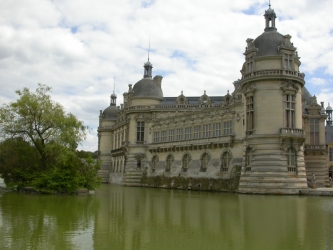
0 192 99 249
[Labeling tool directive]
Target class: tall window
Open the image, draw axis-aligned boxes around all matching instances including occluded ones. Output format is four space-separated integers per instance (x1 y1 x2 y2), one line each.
221 151 231 172
161 130 167 142
137 122 145 142
284 54 293 70
330 148 333 162
166 155 174 172
287 148 296 166
194 125 201 139
224 121 233 135
169 129 174 141
151 155 158 173
184 127 192 140
176 128 183 141
245 148 252 172
200 153 210 172
115 134 118 149
203 124 211 138
285 95 295 128
213 123 221 137
182 154 191 172
153 132 160 143
310 118 319 145
246 96 254 131
287 148 297 173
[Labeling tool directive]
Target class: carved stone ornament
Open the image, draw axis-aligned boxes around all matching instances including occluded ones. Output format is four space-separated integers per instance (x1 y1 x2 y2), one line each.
176 90 189 105
280 80 299 93
199 90 212 105
243 83 256 95
245 38 259 55
280 138 304 153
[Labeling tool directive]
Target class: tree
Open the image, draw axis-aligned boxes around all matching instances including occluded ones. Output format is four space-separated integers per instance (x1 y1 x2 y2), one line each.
0 137 39 188
0 84 86 169
0 84 100 192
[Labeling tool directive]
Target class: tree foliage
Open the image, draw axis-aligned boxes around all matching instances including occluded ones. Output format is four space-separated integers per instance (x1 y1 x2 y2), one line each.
0 84 100 192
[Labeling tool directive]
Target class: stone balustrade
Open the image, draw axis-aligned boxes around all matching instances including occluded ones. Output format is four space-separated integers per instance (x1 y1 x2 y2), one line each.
149 135 234 152
126 103 222 111
242 69 305 80
280 128 305 135
305 145 326 151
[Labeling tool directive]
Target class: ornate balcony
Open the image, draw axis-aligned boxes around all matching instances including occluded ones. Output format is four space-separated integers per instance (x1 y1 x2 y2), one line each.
280 128 306 139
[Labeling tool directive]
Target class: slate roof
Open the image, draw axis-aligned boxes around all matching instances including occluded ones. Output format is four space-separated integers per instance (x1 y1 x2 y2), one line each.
102 105 118 120
326 126 333 144
161 96 223 105
132 78 163 100
254 31 285 57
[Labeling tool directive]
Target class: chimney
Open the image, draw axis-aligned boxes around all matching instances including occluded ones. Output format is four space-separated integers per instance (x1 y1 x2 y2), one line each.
153 75 163 88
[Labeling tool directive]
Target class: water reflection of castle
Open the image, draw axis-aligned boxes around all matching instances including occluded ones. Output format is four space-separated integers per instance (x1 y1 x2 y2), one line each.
98 5 330 194
93 185 332 249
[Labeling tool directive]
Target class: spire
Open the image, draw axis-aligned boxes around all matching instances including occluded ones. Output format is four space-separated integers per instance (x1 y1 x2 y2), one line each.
110 77 117 106
143 39 153 78
148 38 150 62
264 1 277 32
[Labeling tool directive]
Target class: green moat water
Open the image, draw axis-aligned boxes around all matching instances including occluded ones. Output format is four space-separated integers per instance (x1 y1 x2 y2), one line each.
1 185 333 250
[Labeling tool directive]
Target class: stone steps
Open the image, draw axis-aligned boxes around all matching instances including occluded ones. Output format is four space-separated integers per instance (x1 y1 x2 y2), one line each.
122 169 143 186
98 170 110 183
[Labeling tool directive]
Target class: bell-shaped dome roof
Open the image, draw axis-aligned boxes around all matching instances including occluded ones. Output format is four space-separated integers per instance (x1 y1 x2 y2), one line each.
132 78 163 100
253 31 284 57
102 105 118 120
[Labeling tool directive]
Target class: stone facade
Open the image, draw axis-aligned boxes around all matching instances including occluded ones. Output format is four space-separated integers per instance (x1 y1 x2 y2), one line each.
97 6 329 194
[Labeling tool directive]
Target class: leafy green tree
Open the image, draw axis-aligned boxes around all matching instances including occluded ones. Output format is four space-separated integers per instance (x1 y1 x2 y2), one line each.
0 84 100 192
0 137 39 188
0 84 86 170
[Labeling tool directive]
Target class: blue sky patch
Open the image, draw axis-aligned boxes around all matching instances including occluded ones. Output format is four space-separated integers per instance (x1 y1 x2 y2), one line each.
305 67 331 95
71 26 78 34
141 0 155 8
171 50 197 69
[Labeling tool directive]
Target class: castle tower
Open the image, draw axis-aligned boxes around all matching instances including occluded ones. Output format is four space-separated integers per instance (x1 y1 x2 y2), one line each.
98 85 119 183
238 5 308 194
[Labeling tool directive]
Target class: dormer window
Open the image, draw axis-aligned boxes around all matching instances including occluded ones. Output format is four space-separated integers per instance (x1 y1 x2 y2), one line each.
246 56 254 73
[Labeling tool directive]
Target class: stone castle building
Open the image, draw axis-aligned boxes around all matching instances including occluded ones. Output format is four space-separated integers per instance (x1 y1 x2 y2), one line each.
97 6 329 194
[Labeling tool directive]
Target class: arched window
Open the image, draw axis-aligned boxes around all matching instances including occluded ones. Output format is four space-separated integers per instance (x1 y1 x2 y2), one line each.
137 159 141 169
182 154 191 172
151 155 158 173
245 148 252 172
166 155 174 172
287 147 297 173
200 153 210 172
221 151 232 172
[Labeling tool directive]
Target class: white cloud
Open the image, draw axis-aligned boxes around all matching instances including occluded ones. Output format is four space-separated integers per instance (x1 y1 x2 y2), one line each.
308 78 330 86
0 0 332 151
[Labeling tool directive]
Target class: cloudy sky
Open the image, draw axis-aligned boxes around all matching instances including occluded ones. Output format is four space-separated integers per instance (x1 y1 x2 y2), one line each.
0 0 332 151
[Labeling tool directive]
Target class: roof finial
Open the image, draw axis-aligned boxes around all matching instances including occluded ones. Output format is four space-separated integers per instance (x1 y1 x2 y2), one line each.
269 0 271 8
148 37 150 62
113 77 116 94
